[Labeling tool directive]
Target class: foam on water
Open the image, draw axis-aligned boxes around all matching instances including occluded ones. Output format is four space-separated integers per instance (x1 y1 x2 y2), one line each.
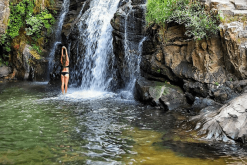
40 88 116 102
65 89 116 100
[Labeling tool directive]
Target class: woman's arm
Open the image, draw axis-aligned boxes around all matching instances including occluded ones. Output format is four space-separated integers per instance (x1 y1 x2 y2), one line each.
60 48 64 64
65 48 69 63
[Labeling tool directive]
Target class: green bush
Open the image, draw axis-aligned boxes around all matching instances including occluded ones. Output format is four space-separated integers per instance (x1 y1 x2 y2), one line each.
8 0 34 39
146 0 219 40
146 0 187 25
26 9 55 40
0 0 55 64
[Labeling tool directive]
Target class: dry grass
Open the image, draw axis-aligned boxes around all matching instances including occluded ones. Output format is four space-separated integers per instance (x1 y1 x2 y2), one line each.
220 15 247 24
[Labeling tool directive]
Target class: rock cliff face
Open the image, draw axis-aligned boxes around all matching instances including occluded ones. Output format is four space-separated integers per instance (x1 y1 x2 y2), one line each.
0 0 64 81
49 0 90 83
0 0 10 36
111 0 247 144
111 0 146 88
11 45 48 81
135 0 247 104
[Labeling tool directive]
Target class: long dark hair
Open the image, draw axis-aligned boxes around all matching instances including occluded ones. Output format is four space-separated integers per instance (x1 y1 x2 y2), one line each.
61 47 67 67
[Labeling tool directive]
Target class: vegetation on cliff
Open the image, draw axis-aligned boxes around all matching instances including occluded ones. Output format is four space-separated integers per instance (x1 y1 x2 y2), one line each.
146 0 219 40
0 0 56 66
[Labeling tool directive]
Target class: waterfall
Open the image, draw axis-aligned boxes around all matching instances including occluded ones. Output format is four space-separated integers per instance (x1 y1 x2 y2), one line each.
48 0 70 73
70 0 120 91
136 36 147 79
121 2 146 93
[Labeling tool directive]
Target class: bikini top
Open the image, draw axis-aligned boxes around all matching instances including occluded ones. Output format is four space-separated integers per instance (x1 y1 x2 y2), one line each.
61 65 69 68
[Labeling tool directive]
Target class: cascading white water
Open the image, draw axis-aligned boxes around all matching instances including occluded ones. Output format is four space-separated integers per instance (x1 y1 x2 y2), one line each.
136 36 147 78
48 0 70 72
73 0 120 91
121 2 146 93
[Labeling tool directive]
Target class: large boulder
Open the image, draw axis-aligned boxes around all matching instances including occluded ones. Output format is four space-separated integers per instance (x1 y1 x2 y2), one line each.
12 45 48 81
189 93 247 143
134 77 187 110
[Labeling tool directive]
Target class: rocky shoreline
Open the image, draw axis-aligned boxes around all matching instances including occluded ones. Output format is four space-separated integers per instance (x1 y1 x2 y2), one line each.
111 0 247 145
1 0 247 145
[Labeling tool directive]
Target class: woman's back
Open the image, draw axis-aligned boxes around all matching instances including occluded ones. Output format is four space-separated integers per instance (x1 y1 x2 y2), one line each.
61 60 69 72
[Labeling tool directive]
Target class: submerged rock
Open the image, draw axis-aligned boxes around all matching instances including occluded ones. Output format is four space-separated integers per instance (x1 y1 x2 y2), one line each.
134 77 187 110
190 93 247 143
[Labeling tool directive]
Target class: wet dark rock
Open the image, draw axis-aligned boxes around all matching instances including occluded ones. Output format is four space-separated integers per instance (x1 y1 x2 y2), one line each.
225 80 247 94
210 86 239 104
62 0 89 37
132 0 147 5
185 92 195 104
134 77 187 110
191 97 221 112
111 0 146 88
183 80 208 98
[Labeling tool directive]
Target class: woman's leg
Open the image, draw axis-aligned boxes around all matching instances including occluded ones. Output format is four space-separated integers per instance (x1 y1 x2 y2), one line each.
64 74 69 94
61 75 65 94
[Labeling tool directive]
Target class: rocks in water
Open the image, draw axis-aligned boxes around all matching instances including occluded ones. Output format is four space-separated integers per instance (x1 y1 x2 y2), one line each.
159 90 187 111
190 93 247 143
134 77 187 110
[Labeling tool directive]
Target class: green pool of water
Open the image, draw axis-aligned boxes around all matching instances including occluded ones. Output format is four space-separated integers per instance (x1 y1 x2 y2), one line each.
0 81 246 165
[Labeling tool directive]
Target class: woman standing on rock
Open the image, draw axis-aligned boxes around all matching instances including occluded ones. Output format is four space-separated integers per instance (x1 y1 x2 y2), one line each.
60 46 69 94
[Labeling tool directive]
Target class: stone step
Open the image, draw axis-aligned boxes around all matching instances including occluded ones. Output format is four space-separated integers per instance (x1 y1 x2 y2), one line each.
235 3 247 10
220 9 247 16
211 1 236 10
210 0 230 3
232 9 247 16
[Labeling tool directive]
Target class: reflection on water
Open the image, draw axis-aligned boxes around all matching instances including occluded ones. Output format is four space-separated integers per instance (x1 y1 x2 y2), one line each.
0 82 246 164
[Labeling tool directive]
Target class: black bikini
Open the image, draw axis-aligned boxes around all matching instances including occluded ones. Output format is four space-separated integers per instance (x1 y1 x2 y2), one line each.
61 65 69 76
61 72 69 76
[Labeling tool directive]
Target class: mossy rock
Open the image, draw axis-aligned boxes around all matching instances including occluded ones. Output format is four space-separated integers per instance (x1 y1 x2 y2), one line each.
134 77 187 110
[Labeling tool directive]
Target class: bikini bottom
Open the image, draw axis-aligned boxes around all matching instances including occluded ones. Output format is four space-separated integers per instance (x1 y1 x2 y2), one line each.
61 72 69 76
